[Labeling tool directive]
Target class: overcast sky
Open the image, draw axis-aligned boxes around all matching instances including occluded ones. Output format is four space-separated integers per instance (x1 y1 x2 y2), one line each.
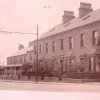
0 0 100 65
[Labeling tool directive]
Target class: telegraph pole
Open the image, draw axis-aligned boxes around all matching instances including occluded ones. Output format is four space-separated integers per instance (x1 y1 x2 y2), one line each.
0 53 1 67
36 25 38 83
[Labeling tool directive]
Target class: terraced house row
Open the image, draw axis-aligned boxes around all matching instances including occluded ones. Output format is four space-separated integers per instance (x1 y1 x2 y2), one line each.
2 2 100 76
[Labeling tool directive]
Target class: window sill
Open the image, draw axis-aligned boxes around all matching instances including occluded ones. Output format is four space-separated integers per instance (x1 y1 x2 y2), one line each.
69 48 73 51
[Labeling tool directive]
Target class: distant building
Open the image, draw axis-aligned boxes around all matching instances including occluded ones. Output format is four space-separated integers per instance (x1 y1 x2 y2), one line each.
5 2 100 75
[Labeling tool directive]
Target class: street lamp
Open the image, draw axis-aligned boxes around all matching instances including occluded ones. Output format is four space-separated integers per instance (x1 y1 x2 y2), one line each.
36 25 38 83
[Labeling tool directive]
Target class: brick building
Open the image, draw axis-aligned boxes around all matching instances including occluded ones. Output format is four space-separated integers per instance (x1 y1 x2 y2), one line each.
5 2 100 76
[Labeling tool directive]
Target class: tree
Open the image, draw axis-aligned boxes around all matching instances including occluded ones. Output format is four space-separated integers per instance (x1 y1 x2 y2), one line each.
76 60 85 72
21 62 33 74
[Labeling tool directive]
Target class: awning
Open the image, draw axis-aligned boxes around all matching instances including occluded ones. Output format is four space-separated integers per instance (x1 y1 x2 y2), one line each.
5 64 23 68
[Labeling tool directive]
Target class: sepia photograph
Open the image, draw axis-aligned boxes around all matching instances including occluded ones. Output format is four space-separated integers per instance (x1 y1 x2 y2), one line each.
0 0 100 99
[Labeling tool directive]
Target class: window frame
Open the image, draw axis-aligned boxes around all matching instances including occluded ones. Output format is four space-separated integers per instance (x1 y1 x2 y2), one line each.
92 30 98 45
61 39 63 50
29 53 32 60
80 34 84 47
34 46 36 55
39 44 41 54
46 42 48 53
52 41 56 52
69 37 73 49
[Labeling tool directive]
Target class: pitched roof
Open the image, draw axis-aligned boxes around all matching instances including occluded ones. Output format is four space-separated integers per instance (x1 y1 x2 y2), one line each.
40 9 100 39
8 46 33 57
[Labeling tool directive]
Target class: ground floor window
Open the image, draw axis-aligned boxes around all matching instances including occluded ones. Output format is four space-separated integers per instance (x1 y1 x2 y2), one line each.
16 67 19 75
65 59 68 72
34 61 37 71
95 56 100 72
89 56 100 72
52 60 58 71
60 59 64 71
69 58 76 72
44 60 50 71
7 67 10 75
89 57 95 71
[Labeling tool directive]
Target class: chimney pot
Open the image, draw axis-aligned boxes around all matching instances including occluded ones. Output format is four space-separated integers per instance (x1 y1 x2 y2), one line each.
18 44 24 50
79 2 93 18
62 11 75 24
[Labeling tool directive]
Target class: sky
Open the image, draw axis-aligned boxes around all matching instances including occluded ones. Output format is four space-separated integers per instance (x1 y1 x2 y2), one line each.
0 0 100 65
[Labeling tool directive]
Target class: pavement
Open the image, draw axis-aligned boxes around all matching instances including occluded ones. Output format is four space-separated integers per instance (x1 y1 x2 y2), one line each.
0 79 77 85
0 79 100 92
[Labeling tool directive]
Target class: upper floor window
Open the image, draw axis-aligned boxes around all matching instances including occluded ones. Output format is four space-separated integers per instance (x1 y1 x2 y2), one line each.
34 46 36 55
52 41 56 52
80 34 84 47
13 57 17 64
24 56 26 63
69 37 73 49
92 31 98 45
46 43 48 53
61 39 63 50
10 59 12 64
7 59 10 65
39 44 41 54
19 57 22 63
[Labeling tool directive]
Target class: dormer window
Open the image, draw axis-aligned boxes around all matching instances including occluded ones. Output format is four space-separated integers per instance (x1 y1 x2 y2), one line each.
64 22 71 27
82 15 90 20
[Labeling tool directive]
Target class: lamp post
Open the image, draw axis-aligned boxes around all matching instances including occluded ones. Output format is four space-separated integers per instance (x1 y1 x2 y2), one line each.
36 25 38 83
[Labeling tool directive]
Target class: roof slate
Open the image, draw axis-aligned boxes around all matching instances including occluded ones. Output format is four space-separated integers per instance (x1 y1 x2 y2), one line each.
8 46 33 57
7 9 100 57
40 9 100 39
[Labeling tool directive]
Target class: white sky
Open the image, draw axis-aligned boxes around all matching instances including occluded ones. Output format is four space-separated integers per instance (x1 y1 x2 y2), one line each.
0 0 100 65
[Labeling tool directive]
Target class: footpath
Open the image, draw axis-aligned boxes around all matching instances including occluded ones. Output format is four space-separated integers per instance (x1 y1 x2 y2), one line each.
0 75 100 83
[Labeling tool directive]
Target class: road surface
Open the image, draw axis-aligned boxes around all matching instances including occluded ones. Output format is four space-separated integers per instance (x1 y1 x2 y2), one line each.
0 80 100 92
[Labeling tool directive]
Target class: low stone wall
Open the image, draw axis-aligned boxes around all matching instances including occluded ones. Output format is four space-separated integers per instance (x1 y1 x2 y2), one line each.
0 75 19 80
1 73 100 83
64 72 100 79
63 78 100 83
0 75 59 82
44 77 58 82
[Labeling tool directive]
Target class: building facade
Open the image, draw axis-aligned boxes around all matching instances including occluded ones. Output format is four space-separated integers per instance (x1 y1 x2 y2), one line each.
5 2 100 76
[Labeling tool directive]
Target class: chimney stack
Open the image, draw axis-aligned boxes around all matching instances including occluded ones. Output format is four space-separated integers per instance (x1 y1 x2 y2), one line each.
79 2 93 18
62 11 75 24
18 44 24 50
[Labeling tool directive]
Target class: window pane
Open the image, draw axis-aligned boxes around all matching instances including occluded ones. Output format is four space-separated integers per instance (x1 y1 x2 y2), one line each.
61 39 63 50
80 34 84 47
34 46 36 54
92 31 98 45
69 37 73 49
39 44 41 54
52 41 56 52
46 43 48 53
30 53 32 60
